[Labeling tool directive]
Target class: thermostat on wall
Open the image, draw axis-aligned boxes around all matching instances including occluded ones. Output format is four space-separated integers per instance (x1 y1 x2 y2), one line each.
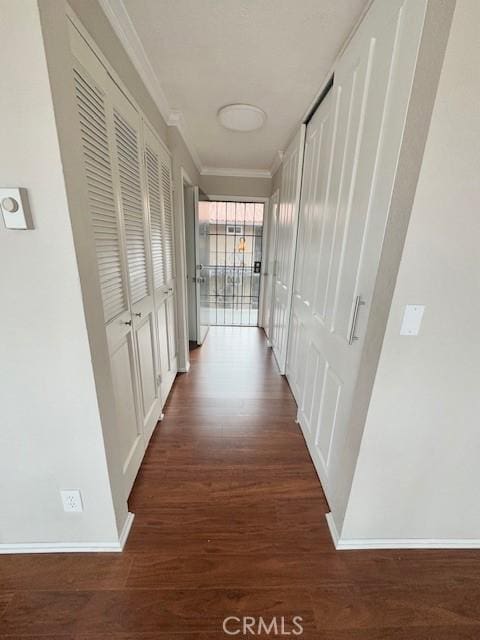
0 188 33 230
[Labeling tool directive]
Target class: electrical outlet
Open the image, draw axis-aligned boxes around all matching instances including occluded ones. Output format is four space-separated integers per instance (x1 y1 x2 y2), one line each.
60 490 83 513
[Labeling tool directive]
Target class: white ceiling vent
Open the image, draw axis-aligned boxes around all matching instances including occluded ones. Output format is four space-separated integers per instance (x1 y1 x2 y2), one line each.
217 104 266 132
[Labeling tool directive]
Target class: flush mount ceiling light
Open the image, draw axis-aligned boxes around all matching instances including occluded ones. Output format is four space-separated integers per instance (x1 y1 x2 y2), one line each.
217 104 266 132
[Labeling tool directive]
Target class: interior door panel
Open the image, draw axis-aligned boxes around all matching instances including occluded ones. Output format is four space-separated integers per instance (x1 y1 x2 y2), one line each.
270 127 305 373
286 0 428 504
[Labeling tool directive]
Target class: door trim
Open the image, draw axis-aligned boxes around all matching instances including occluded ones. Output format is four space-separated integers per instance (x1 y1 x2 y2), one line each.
193 186 210 344
262 189 279 334
176 167 194 371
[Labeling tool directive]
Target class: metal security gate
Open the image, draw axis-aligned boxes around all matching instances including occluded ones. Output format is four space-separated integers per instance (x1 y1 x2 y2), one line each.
202 200 264 326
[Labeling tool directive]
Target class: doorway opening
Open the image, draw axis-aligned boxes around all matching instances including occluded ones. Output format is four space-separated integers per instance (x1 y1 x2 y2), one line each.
183 195 266 346
183 184 211 346
205 200 265 326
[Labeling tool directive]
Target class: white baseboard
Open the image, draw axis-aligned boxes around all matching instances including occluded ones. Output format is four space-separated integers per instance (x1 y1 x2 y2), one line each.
118 511 135 549
325 512 480 550
326 512 340 547
0 512 135 554
178 362 190 373
335 538 480 550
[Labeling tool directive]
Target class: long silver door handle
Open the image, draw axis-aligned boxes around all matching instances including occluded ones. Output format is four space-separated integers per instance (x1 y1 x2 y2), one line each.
348 295 365 345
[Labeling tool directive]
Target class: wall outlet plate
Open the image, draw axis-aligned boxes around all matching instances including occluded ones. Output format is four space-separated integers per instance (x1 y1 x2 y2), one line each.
60 490 83 513
400 304 425 336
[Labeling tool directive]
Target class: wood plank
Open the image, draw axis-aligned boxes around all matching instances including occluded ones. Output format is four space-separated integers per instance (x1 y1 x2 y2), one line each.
2 327 480 638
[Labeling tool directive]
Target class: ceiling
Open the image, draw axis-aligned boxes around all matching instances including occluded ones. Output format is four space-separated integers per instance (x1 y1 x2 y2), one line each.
102 0 368 176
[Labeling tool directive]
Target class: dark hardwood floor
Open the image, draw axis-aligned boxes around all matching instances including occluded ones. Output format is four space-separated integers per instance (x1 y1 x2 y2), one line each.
1 327 480 638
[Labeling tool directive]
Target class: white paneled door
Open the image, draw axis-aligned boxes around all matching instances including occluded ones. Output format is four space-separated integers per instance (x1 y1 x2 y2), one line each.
287 0 428 503
144 122 178 404
263 189 279 340
110 81 162 447
72 46 145 496
270 127 305 373
70 21 177 497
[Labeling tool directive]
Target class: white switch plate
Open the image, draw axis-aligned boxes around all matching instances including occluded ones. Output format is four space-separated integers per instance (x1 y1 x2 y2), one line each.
400 304 425 336
0 187 33 230
60 490 83 513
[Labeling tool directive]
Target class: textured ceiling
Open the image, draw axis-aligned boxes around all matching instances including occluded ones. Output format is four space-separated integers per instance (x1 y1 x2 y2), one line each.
121 0 368 172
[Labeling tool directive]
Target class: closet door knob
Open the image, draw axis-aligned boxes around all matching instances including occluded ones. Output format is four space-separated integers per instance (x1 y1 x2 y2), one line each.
135 312 142 318
124 320 132 326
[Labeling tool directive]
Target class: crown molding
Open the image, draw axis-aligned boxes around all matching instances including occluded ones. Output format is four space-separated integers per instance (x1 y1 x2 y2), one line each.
269 150 284 177
98 0 202 172
98 0 170 121
201 167 272 179
98 0 286 180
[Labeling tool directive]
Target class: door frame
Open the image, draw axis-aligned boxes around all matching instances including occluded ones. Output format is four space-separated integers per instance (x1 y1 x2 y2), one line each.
175 167 194 373
262 188 279 338
206 194 270 328
193 186 210 345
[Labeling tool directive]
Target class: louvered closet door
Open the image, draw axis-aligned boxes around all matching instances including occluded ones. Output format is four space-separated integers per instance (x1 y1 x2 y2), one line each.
143 123 178 402
69 22 145 498
270 126 305 373
109 80 162 446
160 143 178 388
286 0 428 503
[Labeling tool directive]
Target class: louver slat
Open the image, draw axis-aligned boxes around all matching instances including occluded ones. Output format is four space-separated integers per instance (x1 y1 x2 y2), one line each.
73 69 126 323
161 159 175 282
113 111 149 304
145 146 166 289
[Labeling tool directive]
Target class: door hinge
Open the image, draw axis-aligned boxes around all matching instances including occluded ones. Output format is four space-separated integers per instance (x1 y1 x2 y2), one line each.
157 374 162 387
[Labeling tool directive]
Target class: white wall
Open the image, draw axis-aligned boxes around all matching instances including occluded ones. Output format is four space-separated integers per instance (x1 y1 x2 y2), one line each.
0 0 125 547
201 174 272 199
341 0 480 543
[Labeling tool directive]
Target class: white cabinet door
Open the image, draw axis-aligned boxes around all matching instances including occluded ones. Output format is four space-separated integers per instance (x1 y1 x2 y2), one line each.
110 81 161 446
143 123 178 404
70 22 180 496
71 45 145 496
160 150 178 393
270 127 305 373
287 0 428 502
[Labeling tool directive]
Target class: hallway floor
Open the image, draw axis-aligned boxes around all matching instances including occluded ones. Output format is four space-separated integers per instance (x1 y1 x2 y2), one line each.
1 328 480 638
